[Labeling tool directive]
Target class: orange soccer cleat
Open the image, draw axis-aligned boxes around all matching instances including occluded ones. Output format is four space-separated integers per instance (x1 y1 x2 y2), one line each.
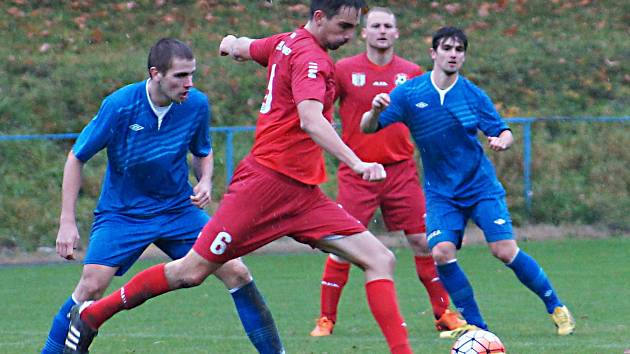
435 309 467 332
310 316 335 337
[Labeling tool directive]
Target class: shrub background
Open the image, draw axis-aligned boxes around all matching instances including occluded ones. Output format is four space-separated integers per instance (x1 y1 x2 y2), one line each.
1 1 628 251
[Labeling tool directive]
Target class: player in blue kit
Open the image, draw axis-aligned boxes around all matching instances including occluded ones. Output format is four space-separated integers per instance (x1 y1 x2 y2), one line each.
42 38 284 354
361 27 575 339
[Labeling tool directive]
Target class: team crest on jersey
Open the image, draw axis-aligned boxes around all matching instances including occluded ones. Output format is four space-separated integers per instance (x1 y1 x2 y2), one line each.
352 72 366 87
394 73 408 86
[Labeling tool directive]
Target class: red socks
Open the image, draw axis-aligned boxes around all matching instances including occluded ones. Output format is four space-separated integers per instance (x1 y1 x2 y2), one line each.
365 279 412 354
319 257 351 322
414 255 449 319
82 263 171 329
414 256 449 320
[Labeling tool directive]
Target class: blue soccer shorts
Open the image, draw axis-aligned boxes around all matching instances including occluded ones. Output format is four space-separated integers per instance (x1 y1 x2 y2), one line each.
425 195 513 249
84 207 209 276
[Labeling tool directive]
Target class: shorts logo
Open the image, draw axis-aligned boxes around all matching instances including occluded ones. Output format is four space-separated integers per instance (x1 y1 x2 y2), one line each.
352 72 366 86
493 218 506 225
427 229 442 241
129 123 144 131
307 62 318 78
394 73 408 86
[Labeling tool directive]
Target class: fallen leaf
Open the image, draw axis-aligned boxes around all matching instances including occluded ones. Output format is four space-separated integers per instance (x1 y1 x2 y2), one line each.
503 25 518 36
39 43 51 53
7 7 25 17
288 4 308 14
91 28 103 43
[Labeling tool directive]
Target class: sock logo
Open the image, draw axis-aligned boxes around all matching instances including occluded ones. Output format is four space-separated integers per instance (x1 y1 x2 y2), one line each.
121 287 128 306
321 281 341 288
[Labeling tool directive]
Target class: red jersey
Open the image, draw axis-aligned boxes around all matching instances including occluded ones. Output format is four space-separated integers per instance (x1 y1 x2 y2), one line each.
249 28 336 185
335 53 422 164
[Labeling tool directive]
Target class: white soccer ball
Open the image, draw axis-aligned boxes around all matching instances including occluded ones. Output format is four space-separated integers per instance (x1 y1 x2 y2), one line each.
451 330 506 354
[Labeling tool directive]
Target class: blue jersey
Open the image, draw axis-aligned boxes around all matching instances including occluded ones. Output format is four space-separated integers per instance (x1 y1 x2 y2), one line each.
378 72 509 202
73 80 211 216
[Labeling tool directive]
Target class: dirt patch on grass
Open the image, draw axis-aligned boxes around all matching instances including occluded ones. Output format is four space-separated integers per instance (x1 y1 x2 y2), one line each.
1 224 626 266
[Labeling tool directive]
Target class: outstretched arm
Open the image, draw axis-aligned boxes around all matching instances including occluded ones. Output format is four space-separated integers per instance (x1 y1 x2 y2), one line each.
487 129 514 151
298 100 386 181
56 151 84 260
360 93 391 133
219 35 255 62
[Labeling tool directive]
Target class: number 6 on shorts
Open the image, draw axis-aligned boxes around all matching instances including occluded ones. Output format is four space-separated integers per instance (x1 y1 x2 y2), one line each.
210 231 232 255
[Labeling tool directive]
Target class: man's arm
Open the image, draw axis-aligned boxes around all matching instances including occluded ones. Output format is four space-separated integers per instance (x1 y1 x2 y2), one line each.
219 35 255 62
487 129 514 151
360 92 391 133
190 152 213 208
298 100 385 181
56 151 84 260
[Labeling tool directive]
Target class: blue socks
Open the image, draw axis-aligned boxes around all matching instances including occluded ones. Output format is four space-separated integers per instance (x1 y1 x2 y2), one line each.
506 249 562 314
231 280 284 354
437 261 488 329
41 296 77 354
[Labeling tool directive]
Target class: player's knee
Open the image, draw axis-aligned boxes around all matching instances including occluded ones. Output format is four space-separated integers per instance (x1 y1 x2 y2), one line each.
178 271 207 288
367 247 396 274
75 278 108 299
489 240 518 263
490 247 515 263
214 260 253 289
431 242 456 265
406 233 431 255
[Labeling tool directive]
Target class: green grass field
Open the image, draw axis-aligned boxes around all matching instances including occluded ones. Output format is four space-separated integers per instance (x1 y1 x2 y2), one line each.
2 238 628 353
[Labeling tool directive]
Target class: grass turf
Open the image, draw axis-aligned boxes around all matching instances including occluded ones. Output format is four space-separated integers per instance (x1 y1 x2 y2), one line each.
1 237 628 353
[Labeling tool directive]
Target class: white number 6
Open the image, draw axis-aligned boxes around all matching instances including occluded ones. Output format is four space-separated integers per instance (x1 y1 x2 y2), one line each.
210 231 232 255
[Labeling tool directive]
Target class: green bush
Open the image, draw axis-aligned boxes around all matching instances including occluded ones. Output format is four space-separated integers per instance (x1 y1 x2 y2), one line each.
1 1 628 250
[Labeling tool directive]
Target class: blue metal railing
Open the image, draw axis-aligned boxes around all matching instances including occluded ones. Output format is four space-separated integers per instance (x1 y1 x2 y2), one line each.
504 117 630 212
1 117 628 214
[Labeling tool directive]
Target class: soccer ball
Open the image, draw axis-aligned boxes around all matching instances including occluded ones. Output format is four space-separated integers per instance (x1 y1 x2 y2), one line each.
451 330 506 354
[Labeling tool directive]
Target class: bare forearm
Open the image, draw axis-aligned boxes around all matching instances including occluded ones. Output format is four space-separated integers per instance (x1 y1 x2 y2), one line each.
192 153 213 185
360 109 381 133
302 114 362 169
361 92 390 133
59 152 83 222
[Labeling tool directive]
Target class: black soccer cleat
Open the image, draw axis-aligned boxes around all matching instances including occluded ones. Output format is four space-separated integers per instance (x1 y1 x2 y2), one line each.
63 302 98 354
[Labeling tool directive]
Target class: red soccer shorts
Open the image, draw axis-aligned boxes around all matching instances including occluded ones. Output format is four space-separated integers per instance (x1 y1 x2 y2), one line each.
193 155 366 263
337 158 426 235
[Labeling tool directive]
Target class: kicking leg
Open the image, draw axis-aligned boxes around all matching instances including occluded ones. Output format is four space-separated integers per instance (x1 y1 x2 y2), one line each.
64 250 220 353
215 258 285 353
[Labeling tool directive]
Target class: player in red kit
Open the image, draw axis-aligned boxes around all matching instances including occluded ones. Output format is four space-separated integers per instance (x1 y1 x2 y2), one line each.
310 7 466 338
63 1 414 354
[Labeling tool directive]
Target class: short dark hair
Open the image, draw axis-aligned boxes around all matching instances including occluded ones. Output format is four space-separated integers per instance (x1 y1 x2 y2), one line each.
432 27 468 51
147 38 194 74
309 0 367 19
